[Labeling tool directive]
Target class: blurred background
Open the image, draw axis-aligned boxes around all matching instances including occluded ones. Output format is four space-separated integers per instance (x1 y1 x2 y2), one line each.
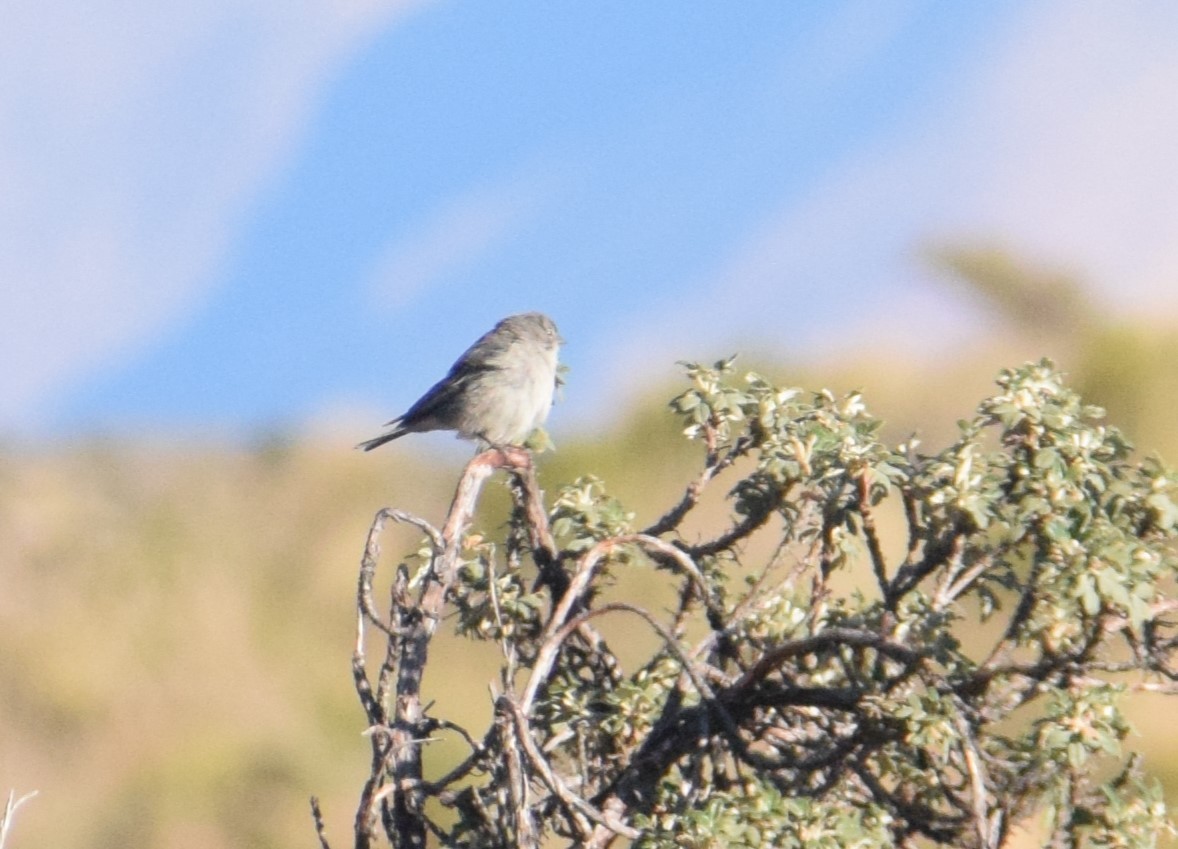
2 2 1177 846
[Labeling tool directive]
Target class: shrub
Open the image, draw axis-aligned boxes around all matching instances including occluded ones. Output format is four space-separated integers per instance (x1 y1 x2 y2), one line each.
313 359 1178 849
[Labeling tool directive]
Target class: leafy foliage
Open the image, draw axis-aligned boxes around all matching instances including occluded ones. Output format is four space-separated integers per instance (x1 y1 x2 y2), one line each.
327 359 1178 849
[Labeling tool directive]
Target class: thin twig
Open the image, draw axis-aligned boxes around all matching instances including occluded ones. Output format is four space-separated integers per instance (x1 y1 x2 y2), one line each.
642 534 710 588
564 601 739 741
309 796 332 849
520 535 628 713
685 495 780 558
902 485 923 561
484 545 516 675
888 526 966 606
935 553 991 610
423 730 490 794
952 705 995 849
857 471 891 603
734 628 925 691
0 791 37 849
643 426 755 537
502 697 641 840
499 708 539 849
977 532 1050 676
520 534 715 715
358 507 441 638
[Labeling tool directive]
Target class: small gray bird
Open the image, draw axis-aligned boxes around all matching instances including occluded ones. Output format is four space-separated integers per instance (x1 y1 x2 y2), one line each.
358 312 563 451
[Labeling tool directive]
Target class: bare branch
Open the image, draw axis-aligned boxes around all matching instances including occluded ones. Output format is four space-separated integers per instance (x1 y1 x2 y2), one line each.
499 707 540 849
521 533 717 716
309 796 332 849
888 525 966 605
952 705 997 849
684 493 781 558
520 535 628 714
642 425 755 537
0 791 37 849
509 458 567 599
385 449 515 848
857 471 891 603
357 507 441 638
501 697 641 840
734 628 925 691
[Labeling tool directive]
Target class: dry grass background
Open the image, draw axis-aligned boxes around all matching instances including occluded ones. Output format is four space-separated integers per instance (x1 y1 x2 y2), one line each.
2 266 1177 846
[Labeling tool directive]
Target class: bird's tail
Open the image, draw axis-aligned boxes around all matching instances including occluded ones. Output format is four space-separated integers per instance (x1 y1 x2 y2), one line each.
355 426 406 452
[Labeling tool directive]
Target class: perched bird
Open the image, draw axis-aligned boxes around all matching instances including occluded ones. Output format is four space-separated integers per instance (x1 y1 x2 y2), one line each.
357 312 563 451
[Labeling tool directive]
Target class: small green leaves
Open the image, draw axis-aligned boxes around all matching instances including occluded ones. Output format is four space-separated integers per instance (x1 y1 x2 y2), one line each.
550 475 635 553
523 424 556 453
1034 685 1128 769
636 780 894 849
671 356 748 442
450 542 544 642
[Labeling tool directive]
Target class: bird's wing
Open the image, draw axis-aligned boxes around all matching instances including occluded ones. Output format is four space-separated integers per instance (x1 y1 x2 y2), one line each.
388 324 516 430
450 324 516 371
393 364 476 428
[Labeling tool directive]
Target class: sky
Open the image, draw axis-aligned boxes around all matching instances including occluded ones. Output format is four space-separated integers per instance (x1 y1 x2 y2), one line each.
4 1 1178 443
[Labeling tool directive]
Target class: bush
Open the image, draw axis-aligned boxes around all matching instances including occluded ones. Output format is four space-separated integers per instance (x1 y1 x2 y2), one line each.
313 359 1178 849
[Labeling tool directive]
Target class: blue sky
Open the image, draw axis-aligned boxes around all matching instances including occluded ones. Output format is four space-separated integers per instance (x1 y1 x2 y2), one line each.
4 1 1178 442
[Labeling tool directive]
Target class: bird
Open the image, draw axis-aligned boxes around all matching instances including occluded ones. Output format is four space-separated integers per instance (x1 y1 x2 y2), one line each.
357 312 563 452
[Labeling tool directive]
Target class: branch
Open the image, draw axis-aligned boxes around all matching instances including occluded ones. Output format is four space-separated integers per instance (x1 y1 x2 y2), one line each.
520 534 633 714
902 484 924 562
643 425 755 537
309 796 332 849
581 627 924 845
976 531 1051 678
347 509 443 847
502 696 640 840
0 791 37 849
887 525 966 606
733 628 925 691
421 718 488 794
857 471 891 603
521 533 719 716
509 458 567 599
389 450 519 847
852 762 962 844
952 705 998 849
626 533 729 633
498 707 539 849
684 492 781 558
358 507 439 638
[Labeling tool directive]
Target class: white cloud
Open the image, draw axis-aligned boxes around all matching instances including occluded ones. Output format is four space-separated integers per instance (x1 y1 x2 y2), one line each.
0 0 429 429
